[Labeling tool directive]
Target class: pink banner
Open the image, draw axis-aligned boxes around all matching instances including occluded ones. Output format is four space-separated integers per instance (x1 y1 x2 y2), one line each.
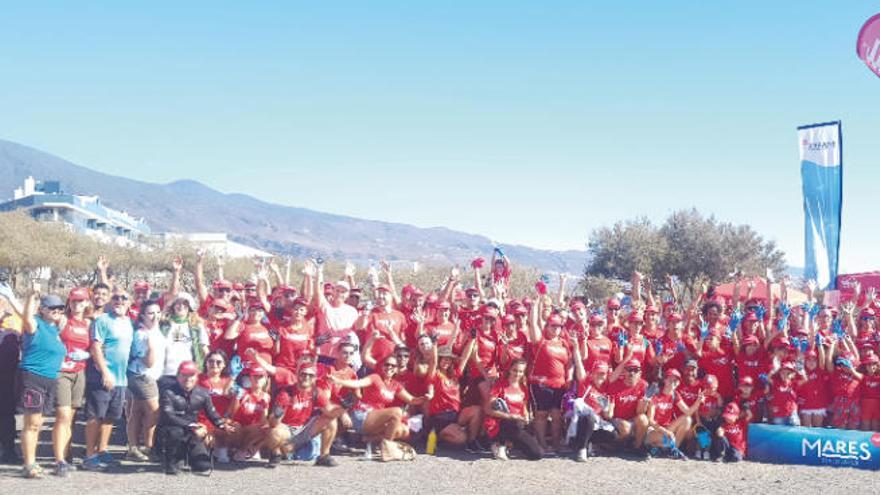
857 13 880 79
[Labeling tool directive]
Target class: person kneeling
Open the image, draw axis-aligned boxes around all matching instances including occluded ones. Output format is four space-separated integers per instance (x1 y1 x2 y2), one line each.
158 361 234 475
264 364 343 467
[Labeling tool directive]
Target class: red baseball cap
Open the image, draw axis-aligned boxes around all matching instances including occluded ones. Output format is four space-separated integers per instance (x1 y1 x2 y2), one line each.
570 300 586 311
514 305 529 316
436 301 451 310
177 361 199 376
232 282 245 291
426 293 439 305
502 315 516 325
644 305 658 314
244 281 257 289
591 361 610 374
375 284 392 293
738 376 754 386
666 313 683 323
624 358 642 369
627 313 644 323
546 315 564 327
863 353 880 365
134 281 151 292
781 360 797 371
67 287 90 302
664 368 682 381
248 300 266 310
410 287 425 297
465 287 480 295
297 364 318 376
606 298 621 309
242 365 268 377
742 335 760 346
481 306 499 319
213 279 233 290
589 313 605 325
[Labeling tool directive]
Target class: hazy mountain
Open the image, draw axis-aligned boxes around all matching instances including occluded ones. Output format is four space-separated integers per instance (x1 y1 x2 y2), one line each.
0 139 587 272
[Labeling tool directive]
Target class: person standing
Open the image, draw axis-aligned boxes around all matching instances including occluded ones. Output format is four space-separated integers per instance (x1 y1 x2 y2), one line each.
82 288 134 471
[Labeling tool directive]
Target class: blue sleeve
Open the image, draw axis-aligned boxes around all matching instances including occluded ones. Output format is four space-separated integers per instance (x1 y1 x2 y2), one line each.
91 317 107 344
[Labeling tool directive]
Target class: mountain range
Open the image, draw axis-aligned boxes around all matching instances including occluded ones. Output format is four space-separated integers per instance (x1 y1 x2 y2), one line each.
0 139 586 273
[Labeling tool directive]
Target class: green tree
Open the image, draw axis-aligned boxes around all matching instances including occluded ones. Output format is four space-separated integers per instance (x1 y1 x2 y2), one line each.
584 217 668 281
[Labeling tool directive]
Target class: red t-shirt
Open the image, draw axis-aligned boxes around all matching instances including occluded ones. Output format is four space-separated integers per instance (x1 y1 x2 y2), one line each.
429 369 462 415
233 391 270 426
498 330 529 369
735 391 761 423
735 349 768 389
830 370 861 398
470 330 499 378
237 323 275 365
456 308 482 334
612 335 655 370
654 336 688 373
699 346 735 400
205 318 235 358
796 369 830 410
483 381 529 438
529 338 571 388
768 376 798 418
650 392 679 427
319 365 358 405
355 373 402 412
584 337 613 370
678 380 702 408
720 419 748 454
393 370 426 407
699 392 723 419
367 309 408 363
198 375 233 418
274 320 314 370
426 322 457 349
576 381 608 412
860 373 880 400
607 377 647 420
274 385 330 427
59 317 91 373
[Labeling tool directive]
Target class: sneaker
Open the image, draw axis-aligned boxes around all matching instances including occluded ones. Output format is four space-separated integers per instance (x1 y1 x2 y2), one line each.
214 447 230 464
98 451 120 467
53 461 73 478
80 455 107 471
492 444 508 461
251 450 263 461
314 455 338 467
473 438 492 454
22 463 43 479
574 448 588 462
701 450 711 461
464 441 478 454
164 460 181 475
670 448 689 461
267 453 281 468
125 446 150 462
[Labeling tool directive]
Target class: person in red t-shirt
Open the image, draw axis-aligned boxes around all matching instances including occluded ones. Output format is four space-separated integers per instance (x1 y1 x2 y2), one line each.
204 299 238 358
197 350 235 463
498 315 529 372
426 301 461 352
569 358 615 462
734 334 768 398
359 285 407 366
264 363 344 467
714 402 747 462
828 341 864 429
695 328 736 400
226 300 275 367
859 353 880 431
734 376 761 423
425 343 479 449
483 359 541 461
526 311 572 453
55 287 92 466
652 313 690 376
328 355 427 444
226 366 271 461
645 369 703 454
273 297 315 372
767 360 804 426
797 348 830 427
606 357 650 458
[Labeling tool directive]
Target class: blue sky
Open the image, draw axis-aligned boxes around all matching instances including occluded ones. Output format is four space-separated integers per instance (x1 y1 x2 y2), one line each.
0 2 877 272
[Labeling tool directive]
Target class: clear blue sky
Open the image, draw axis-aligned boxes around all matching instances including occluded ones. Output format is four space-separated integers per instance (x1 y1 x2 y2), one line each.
1 2 877 272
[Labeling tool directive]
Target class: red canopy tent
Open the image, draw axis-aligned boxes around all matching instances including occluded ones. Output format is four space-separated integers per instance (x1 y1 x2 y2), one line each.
712 277 809 305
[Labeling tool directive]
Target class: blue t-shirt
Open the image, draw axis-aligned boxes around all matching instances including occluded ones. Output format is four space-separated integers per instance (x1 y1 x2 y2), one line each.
88 313 134 387
20 316 66 379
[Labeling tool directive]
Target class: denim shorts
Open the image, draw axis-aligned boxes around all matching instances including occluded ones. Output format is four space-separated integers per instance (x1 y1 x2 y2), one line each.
287 425 321 461
351 409 369 433
770 413 801 427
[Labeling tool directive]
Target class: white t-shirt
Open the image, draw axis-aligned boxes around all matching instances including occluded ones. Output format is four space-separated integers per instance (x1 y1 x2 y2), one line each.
163 321 209 376
316 302 359 358
129 326 167 381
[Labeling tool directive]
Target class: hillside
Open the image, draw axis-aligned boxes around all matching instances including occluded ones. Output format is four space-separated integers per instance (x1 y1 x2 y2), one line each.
0 139 586 272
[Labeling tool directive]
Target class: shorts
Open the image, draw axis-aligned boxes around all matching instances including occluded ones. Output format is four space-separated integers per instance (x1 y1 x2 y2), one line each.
799 408 826 417
351 409 369 434
529 383 565 412
56 370 86 408
427 410 459 434
288 424 321 461
18 370 56 415
127 373 159 401
770 413 801 427
860 398 880 422
85 383 127 421
829 396 860 428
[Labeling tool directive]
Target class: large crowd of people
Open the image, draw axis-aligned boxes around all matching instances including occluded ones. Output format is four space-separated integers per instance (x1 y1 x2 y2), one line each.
0 249 879 479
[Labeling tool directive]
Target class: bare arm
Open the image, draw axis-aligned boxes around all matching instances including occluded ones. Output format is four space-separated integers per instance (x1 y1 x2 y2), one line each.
194 250 209 306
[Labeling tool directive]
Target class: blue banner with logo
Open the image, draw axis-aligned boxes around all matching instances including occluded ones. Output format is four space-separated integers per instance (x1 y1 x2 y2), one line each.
798 121 842 290
748 424 880 470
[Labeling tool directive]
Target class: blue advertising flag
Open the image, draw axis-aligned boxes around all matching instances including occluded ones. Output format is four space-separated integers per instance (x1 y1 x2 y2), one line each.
798 121 842 289
749 424 880 470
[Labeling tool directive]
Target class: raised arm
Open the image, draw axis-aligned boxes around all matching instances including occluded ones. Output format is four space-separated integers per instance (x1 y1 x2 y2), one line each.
164 256 183 308
96 256 110 286
194 250 209 306
380 261 401 307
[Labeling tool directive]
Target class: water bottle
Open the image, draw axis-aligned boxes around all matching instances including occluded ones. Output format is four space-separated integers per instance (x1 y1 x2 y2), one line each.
426 429 437 455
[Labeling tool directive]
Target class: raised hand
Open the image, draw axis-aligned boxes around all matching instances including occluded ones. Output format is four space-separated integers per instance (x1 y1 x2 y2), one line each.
344 262 356 277
172 255 184 273
97 255 108 271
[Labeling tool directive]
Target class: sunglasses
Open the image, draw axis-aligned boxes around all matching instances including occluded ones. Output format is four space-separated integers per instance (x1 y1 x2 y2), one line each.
625 367 641 373
46 306 65 313
298 372 316 378
217 288 232 293
111 295 129 302
383 363 398 368
207 360 225 365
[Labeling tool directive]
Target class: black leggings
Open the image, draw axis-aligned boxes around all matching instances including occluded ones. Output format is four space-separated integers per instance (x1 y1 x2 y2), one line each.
497 420 542 460
572 415 618 450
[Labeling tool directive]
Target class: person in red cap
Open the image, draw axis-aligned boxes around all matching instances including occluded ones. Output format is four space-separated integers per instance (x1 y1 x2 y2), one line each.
583 313 612 372
827 340 863 429
498 313 529 371
651 313 691 377
227 364 271 461
264 363 343 467
644 368 703 457
766 360 804 426
525 306 572 454
606 357 650 458
309 260 360 368
193 250 234 319
157 360 232 475
129 280 152 320
733 332 768 398
225 299 274 367
196 350 235 463
425 301 461 351
714 402 746 462
693 325 735 401
796 347 830 427
54 287 93 470
612 312 654 374
424 344 480 450
733 375 761 423
605 297 624 335
358 284 407 367
273 296 315 372
203 298 238 359
483 359 541 461
569 354 615 461
457 287 484 337
859 353 880 431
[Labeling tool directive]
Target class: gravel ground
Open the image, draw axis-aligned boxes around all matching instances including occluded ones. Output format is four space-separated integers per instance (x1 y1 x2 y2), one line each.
1 416 876 494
